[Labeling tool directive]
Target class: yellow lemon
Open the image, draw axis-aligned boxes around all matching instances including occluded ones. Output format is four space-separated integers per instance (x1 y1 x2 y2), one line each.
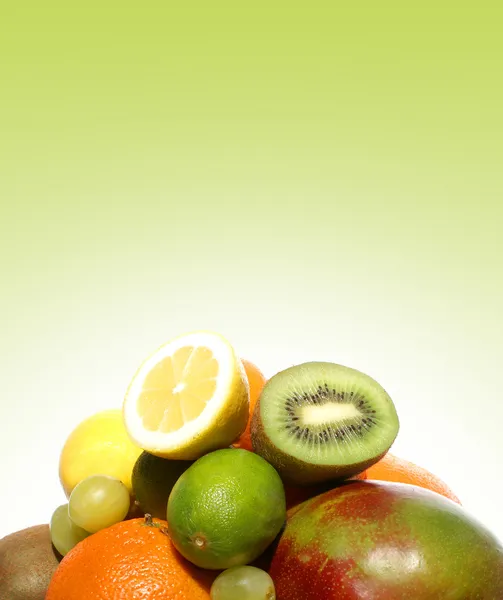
123 331 250 460
59 409 142 498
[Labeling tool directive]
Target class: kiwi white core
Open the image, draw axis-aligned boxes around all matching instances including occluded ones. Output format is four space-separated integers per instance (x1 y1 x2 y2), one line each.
301 402 360 425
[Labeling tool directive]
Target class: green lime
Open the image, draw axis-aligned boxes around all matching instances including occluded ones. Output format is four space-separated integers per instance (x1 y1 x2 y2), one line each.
132 451 194 519
167 448 286 570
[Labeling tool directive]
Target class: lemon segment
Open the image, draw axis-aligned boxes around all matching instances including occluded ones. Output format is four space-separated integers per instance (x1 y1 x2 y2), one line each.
122 331 250 460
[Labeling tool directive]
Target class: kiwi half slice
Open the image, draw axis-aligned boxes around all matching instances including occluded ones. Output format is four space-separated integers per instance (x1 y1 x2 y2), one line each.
250 362 399 485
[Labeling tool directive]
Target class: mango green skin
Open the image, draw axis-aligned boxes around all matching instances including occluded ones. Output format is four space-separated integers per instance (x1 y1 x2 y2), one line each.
269 480 503 599
167 448 286 570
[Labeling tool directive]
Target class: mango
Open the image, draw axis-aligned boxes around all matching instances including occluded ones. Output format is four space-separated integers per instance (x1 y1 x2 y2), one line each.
269 480 503 598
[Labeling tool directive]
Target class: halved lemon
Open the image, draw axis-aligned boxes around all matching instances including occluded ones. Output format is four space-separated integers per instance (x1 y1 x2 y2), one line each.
123 331 250 460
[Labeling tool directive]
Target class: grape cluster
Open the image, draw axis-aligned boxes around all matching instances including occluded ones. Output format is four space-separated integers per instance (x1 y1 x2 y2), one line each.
50 475 130 555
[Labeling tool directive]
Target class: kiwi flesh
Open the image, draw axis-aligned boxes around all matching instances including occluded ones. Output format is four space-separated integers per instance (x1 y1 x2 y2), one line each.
0 525 61 600
250 362 399 485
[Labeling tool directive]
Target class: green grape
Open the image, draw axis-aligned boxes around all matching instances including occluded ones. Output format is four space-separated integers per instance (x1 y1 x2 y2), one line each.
211 566 276 600
68 474 130 533
50 503 90 556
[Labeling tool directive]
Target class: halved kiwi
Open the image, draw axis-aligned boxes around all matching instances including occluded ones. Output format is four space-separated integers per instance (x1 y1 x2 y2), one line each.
250 362 399 485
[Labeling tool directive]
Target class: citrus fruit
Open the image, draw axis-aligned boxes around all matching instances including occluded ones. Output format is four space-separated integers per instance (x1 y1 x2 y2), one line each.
283 454 461 519
232 359 267 452
356 452 461 503
59 409 142 498
167 448 286 570
45 516 216 600
132 450 194 519
123 331 250 460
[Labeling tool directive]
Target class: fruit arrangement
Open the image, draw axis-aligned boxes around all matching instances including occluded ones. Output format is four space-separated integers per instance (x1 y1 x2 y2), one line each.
1 330 502 599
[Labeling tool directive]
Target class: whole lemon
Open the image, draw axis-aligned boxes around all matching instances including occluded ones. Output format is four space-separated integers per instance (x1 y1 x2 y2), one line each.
59 409 142 498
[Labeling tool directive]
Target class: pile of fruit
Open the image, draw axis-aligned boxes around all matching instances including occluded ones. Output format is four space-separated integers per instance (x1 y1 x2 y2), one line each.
1 330 502 599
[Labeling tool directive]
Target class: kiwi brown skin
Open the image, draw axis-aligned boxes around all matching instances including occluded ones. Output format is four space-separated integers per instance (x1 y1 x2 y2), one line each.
251 396 389 485
0 525 61 600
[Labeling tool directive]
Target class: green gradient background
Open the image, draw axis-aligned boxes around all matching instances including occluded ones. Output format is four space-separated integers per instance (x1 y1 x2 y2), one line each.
1 2 502 540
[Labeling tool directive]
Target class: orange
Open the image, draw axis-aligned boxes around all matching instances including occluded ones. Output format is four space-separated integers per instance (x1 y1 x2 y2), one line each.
284 453 460 519
232 359 267 451
46 516 215 600
356 452 461 504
